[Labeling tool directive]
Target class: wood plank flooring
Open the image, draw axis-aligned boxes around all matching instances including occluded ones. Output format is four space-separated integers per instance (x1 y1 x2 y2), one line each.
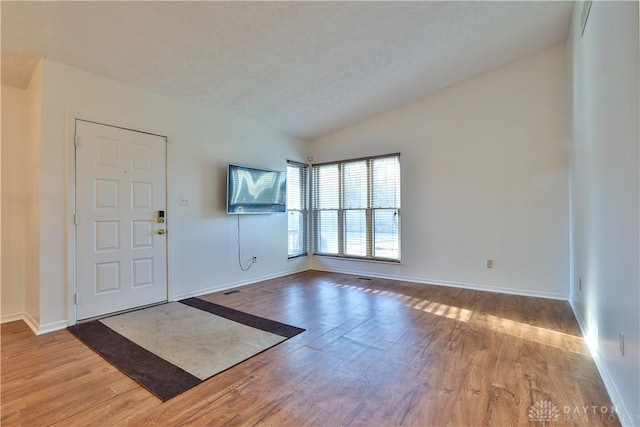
1 271 620 426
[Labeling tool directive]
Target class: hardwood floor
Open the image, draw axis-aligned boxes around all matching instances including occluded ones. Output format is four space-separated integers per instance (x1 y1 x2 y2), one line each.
1 271 619 426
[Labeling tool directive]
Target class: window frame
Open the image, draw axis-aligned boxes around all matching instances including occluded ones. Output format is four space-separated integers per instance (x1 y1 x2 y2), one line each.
312 153 401 263
286 160 309 259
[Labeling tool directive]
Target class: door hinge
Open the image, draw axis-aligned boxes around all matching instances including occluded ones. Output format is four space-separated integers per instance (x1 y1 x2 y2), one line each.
74 293 79 305
74 133 79 147
73 213 79 225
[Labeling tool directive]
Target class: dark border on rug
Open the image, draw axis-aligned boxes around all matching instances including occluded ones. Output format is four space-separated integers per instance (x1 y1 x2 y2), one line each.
68 300 305 402
179 297 305 338
67 320 201 401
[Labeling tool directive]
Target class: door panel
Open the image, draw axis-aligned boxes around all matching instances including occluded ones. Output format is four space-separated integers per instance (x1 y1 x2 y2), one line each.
76 120 167 320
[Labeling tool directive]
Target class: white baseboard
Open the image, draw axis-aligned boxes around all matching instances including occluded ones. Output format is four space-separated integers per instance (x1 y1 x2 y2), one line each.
407 275 569 300
2 312 68 335
568 298 634 427
37 320 68 335
313 265 569 301
1 312 25 324
22 312 39 335
171 267 309 301
1 312 38 335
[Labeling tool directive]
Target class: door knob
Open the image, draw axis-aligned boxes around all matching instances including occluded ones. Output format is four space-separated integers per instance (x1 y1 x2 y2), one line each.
157 229 166 235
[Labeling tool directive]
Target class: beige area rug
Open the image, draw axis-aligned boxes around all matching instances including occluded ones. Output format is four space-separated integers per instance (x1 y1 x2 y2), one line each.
68 297 305 400
101 302 286 380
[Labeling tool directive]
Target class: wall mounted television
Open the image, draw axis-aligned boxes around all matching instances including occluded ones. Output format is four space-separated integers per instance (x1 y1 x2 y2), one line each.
227 164 286 214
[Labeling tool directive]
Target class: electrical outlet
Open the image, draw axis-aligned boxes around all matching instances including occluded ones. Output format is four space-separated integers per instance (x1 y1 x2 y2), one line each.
252 256 258 263
619 332 625 356
486 259 494 269
180 195 190 206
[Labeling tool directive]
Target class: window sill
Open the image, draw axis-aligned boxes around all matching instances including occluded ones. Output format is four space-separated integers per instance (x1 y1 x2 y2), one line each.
312 254 401 265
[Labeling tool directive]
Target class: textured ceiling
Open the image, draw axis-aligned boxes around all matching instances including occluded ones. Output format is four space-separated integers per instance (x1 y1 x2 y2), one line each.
1 1 574 140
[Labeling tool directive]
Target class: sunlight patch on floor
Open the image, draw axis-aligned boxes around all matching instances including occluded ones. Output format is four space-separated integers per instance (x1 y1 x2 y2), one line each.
481 314 589 355
333 283 472 322
333 282 589 355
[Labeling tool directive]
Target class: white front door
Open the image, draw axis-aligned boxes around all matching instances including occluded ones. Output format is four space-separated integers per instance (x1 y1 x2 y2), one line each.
75 120 167 320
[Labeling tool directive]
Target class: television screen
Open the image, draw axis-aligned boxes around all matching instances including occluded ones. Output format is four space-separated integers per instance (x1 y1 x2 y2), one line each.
227 164 286 214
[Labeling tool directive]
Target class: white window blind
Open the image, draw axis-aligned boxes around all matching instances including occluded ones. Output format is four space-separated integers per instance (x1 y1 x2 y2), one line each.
312 153 400 261
287 161 309 258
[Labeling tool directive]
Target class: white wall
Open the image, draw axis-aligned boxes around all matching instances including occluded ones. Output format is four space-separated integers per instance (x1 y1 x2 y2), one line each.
1 62 44 330
568 1 639 425
31 59 308 330
25 61 43 328
1 85 28 321
310 43 569 299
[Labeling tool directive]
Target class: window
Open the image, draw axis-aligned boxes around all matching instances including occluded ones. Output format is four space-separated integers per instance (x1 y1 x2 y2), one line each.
312 153 401 261
287 161 309 258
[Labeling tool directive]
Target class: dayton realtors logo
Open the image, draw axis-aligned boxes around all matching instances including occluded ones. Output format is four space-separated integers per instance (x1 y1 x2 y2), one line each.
529 400 619 425
528 400 560 426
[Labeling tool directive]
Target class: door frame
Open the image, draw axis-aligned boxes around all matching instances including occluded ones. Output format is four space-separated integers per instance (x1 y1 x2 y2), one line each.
66 111 173 325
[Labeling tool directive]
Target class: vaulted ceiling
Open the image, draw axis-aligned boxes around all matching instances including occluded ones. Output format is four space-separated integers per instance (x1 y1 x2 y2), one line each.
1 1 574 140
